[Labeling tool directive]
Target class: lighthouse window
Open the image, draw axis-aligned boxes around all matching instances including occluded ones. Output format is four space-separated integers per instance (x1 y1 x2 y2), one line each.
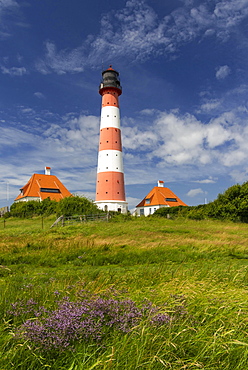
106 180 108 182
116 167 118 169
117 192 119 194
106 192 108 194
106 167 108 169
107 115 109 117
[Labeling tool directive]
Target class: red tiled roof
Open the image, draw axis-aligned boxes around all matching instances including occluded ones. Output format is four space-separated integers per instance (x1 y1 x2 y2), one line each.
136 186 187 208
15 173 72 202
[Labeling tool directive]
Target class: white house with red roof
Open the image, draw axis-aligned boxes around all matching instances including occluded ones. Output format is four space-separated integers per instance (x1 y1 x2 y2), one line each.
135 181 187 216
14 167 72 203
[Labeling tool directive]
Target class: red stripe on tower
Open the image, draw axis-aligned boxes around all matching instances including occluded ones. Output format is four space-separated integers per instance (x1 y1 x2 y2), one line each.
95 66 128 213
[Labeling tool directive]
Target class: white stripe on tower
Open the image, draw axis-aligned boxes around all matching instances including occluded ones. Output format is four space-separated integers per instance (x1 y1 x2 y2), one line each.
95 66 128 214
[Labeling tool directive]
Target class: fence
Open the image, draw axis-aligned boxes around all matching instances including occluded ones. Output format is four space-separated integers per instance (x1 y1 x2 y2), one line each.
50 213 110 228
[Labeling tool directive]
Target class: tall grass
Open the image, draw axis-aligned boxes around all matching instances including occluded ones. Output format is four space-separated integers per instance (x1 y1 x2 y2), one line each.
0 216 248 369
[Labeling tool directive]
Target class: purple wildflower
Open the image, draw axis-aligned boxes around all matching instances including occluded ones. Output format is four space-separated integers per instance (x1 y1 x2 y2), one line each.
150 313 171 326
9 292 175 351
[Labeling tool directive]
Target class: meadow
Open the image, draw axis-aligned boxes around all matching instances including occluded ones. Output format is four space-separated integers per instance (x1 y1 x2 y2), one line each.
0 215 248 369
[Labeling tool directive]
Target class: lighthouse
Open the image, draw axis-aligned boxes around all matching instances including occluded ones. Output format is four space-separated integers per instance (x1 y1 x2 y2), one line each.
95 66 128 213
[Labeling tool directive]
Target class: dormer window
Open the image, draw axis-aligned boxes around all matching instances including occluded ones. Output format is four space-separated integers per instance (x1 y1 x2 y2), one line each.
165 198 177 202
40 188 61 193
145 198 150 204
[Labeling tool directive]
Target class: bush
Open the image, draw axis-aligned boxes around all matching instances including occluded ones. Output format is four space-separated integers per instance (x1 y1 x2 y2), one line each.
153 181 248 223
9 196 100 218
10 200 42 218
56 196 101 217
153 206 191 218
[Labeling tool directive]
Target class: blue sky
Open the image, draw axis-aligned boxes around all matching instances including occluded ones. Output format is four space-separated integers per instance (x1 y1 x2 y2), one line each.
1 0 248 211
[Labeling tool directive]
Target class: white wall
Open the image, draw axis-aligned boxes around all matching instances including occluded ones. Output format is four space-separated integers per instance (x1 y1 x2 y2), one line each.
136 205 169 216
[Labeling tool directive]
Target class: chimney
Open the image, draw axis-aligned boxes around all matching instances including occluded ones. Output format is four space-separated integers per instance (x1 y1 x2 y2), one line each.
158 180 164 187
45 166 51 175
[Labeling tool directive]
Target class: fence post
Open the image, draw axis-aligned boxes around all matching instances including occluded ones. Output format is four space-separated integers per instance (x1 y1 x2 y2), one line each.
4 219 6 228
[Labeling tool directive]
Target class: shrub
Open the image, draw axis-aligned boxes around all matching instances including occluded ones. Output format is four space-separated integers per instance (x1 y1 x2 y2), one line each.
153 181 248 223
10 198 57 218
56 195 101 217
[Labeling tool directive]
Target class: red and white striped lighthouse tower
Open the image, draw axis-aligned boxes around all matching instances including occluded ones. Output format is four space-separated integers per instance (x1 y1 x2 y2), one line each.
95 66 128 213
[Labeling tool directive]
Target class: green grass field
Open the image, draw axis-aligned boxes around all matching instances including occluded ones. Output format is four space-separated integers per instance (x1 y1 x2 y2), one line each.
0 216 248 369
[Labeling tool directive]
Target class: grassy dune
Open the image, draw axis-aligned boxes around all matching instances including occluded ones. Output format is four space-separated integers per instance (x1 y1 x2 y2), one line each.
0 216 248 369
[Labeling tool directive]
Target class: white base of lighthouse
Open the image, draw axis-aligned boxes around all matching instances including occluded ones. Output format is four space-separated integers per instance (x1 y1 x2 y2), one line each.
95 200 128 214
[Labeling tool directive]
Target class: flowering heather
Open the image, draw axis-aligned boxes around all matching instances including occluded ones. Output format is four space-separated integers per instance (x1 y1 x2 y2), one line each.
9 294 173 351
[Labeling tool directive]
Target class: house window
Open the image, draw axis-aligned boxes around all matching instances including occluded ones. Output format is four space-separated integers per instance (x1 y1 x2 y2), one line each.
165 198 177 202
40 188 61 193
149 208 152 214
140 209 144 216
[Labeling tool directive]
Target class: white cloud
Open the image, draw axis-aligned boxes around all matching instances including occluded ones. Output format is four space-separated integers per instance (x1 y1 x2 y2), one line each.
34 92 45 99
229 169 248 183
36 0 248 74
216 65 231 80
0 0 20 39
198 99 222 113
36 41 85 75
0 0 19 17
121 107 248 178
187 188 204 197
193 177 216 184
1 66 28 76
205 121 231 148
